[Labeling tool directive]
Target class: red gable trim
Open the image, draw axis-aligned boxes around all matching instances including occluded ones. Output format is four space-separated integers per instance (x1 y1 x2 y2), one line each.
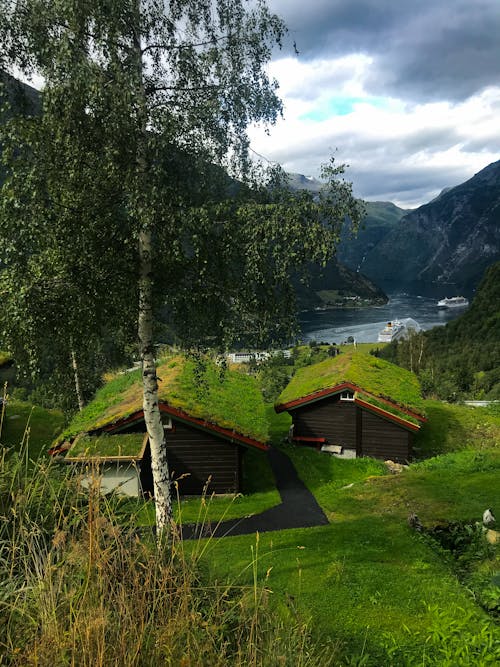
292 436 327 443
102 403 269 451
275 382 355 413
355 396 421 432
276 381 426 423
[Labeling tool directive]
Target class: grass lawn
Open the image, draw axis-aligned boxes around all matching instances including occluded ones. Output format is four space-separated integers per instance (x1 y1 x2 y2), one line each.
414 400 500 458
5 394 499 663
193 400 500 665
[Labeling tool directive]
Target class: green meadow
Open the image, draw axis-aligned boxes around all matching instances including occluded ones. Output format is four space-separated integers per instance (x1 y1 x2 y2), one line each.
1 396 499 665
195 401 500 664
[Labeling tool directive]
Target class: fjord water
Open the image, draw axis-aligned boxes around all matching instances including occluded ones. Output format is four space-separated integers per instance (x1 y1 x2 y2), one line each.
299 292 467 344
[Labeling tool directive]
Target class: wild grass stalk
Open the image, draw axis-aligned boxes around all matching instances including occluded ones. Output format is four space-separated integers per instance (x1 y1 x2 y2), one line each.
0 437 333 666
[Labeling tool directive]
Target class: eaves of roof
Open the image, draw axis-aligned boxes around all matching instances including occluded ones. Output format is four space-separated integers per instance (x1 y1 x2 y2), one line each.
275 381 426 430
102 402 269 452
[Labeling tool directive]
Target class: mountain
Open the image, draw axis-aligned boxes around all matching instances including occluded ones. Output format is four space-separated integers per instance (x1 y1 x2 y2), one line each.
0 72 41 188
294 260 387 311
286 173 324 193
337 201 408 271
286 172 389 308
360 161 500 290
381 261 500 400
0 70 40 118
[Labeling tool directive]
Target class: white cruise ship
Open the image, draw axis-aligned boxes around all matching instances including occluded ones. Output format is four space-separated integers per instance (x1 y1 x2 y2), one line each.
437 296 469 308
377 320 406 343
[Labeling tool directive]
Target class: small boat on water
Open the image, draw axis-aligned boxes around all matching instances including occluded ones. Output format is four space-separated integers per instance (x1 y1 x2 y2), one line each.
377 320 406 343
437 296 469 308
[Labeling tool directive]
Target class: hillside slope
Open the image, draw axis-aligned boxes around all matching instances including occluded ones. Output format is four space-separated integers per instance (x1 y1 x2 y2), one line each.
381 261 500 400
294 260 387 310
361 161 500 289
287 173 389 308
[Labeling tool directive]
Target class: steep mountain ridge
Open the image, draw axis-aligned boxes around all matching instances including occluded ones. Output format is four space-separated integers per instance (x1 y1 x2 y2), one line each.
286 173 393 308
337 200 408 271
360 160 500 289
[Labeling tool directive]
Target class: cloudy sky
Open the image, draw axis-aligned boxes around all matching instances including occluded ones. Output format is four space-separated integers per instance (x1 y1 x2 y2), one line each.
248 0 500 208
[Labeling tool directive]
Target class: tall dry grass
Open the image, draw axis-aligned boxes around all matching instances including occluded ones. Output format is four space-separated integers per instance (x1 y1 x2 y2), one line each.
0 418 337 666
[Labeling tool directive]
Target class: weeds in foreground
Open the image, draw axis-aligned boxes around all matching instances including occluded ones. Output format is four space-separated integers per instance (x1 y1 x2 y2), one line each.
0 442 336 666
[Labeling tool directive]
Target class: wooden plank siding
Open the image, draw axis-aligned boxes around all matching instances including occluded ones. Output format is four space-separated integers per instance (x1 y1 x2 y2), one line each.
291 395 412 462
360 410 412 463
119 419 241 495
293 396 357 450
165 421 241 495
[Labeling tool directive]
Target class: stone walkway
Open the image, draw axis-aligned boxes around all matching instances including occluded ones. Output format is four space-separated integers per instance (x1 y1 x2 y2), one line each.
182 448 329 539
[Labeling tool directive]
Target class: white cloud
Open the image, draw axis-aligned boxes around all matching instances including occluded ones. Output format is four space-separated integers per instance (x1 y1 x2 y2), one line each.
250 55 500 206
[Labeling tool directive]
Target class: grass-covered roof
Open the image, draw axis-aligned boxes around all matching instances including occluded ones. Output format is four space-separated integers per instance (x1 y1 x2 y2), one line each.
66 433 147 461
276 349 426 421
61 354 269 444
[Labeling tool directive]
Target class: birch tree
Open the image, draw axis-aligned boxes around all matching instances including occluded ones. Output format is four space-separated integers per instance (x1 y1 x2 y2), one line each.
0 0 364 533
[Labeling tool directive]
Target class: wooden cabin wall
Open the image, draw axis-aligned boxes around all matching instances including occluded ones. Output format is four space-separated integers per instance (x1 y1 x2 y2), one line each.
165 422 241 494
360 411 411 462
291 396 412 462
293 396 357 449
119 419 241 495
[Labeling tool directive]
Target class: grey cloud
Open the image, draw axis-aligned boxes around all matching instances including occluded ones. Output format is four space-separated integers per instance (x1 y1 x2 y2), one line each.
269 0 500 102
267 124 488 206
461 135 500 153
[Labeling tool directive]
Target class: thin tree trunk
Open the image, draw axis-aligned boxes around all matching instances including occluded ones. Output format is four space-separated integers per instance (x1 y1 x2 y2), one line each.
138 227 173 532
418 337 425 368
133 1 173 532
70 345 85 411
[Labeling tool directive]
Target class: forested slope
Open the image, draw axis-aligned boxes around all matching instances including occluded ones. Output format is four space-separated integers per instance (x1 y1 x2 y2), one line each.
382 261 500 400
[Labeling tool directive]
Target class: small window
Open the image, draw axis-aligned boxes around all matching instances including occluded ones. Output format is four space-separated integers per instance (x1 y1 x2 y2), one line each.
163 417 174 430
340 390 354 401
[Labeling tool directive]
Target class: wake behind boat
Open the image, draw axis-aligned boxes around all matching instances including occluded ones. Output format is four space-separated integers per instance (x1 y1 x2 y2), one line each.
437 296 469 308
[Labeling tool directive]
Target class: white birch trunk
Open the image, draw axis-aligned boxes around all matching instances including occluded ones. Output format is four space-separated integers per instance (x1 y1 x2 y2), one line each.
138 227 173 532
133 3 173 532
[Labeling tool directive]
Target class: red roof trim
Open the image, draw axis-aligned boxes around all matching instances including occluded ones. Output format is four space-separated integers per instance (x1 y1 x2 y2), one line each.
102 403 269 451
48 441 71 457
355 397 421 432
292 436 327 443
275 382 355 413
276 381 426 423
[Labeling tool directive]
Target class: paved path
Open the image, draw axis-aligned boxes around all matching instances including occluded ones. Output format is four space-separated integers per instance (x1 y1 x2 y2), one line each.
182 448 329 539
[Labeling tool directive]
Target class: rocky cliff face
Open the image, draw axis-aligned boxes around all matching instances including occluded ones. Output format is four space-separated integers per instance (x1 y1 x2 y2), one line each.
360 160 500 290
337 201 408 271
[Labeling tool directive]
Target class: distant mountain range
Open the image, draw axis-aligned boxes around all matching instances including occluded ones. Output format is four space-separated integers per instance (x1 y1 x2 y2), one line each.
359 160 500 291
4 72 499 298
290 160 500 294
286 174 389 309
336 201 408 272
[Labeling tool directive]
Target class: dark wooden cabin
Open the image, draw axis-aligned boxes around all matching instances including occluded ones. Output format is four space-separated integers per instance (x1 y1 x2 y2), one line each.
51 354 269 497
102 403 268 496
275 352 427 464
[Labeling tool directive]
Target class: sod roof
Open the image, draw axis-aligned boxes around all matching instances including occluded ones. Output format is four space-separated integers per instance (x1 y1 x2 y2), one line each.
60 354 269 446
276 349 426 424
66 432 148 461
